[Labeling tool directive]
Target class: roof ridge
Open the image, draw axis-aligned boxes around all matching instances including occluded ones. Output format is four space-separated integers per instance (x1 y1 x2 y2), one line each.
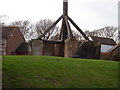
90 36 116 45
91 36 113 40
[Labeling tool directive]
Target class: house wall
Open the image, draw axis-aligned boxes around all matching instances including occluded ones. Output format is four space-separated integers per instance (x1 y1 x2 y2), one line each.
0 39 7 55
6 28 25 55
32 40 43 55
100 52 111 60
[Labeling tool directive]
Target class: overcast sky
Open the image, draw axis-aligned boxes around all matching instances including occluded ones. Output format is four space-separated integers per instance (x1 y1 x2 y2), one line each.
0 0 119 31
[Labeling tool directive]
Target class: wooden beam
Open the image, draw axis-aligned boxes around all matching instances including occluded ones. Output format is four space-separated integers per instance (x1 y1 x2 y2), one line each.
64 16 70 38
63 0 68 16
64 16 73 37
38 15 63 39
60 17 68 40
68 16 90 41
68 21 74 37
59 25 63 40
42 39 63 44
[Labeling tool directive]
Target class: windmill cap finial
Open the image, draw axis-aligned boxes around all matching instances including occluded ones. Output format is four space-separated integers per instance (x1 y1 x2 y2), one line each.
63 0 68 2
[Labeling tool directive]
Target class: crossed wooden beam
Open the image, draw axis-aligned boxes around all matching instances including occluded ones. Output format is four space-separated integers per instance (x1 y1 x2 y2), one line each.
38 0 89 41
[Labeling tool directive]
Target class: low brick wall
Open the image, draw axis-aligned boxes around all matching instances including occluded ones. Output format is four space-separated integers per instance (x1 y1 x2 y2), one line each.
101 52 111 60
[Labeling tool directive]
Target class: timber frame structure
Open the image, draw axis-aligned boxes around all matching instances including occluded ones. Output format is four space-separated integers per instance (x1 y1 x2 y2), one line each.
31 0 101 58
38 0 89 41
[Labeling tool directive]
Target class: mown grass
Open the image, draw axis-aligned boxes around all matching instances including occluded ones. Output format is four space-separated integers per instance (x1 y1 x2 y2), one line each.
2 56 118 88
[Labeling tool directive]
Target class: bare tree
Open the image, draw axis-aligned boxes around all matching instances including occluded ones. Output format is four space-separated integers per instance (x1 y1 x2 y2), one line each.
35 19 59 40
50 34 60 40
0 15 8 26
85 30 98 37
85 26 118 42
96 26 117 38
72 30 83 40
10 20 34 40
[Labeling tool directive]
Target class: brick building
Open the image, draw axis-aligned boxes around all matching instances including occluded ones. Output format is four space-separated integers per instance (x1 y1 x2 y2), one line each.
0 26 28 55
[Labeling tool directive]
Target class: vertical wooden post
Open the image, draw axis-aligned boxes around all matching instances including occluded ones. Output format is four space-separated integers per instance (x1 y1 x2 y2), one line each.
63 0 68 16
60 0 68 41
61 19 68 40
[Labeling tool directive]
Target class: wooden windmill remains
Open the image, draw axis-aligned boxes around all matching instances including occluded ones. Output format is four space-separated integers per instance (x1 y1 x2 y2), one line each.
38 0 89 41
31 0 100 59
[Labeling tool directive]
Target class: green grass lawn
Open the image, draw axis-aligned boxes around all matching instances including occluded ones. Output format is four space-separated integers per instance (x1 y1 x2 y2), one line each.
2 56 118 88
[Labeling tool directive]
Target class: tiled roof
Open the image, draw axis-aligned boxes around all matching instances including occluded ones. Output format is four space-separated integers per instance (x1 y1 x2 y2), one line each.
91 36 116 45
1 26 19 38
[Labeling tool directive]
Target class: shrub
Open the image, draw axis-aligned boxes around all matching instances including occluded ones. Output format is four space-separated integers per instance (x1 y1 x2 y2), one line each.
112 52 120 61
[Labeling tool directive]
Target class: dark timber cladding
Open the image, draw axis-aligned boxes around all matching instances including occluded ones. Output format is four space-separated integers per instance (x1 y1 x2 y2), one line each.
38 0 89 42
